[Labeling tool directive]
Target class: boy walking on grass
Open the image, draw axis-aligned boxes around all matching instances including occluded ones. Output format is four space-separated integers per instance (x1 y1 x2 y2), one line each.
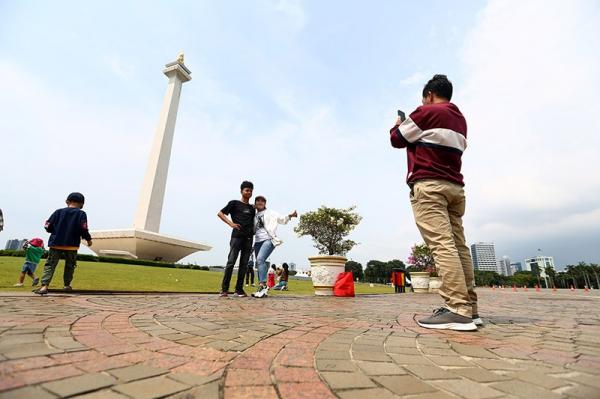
34 192 92 295
14 238 44 287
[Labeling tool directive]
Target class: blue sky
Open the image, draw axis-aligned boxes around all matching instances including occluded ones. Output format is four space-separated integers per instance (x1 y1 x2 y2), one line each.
1 0 599 270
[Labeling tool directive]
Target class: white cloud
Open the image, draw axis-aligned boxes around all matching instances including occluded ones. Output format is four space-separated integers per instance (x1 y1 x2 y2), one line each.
105 53 135 79
275 0 306 31
459 0 600 247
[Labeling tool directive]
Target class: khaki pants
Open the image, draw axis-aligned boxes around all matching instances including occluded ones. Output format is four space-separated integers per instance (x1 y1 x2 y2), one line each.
410 179 477 317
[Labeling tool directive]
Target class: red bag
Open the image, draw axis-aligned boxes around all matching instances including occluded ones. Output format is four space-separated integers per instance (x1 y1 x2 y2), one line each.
333 272 355 297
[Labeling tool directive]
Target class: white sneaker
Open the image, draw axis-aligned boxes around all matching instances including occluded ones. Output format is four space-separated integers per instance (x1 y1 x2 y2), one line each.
252 286 269 298
13 283 24 287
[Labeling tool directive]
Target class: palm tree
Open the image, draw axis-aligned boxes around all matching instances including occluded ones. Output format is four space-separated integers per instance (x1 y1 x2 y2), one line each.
545 266 556 288
590 263 600 289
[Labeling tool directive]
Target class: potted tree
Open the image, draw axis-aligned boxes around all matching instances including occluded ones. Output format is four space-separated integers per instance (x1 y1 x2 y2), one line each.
294 206 362 295
407 243 436 293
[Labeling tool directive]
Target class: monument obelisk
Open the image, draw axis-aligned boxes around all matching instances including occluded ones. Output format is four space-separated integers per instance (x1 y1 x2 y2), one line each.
89 54 211 262
134 53 190 232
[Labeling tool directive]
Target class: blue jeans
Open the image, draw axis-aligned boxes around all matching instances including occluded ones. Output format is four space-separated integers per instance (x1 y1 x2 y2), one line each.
273 280 288 290
254 239 275 284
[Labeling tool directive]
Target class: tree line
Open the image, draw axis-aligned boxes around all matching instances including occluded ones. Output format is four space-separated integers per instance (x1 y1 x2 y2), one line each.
345 259 600 289
475 261 600 288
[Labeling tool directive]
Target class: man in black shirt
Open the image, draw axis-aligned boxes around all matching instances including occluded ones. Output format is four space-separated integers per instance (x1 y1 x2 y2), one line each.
217 181 256 297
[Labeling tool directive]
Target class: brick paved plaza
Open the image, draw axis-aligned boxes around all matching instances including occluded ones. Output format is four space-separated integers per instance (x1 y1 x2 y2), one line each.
0 289 599 398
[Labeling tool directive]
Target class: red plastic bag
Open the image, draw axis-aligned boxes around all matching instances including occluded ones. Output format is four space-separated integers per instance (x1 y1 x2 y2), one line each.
333 272 355 297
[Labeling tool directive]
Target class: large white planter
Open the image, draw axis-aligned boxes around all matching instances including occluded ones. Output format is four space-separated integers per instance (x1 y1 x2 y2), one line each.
411 272 431 293
308 255 347 296
428 276 442 293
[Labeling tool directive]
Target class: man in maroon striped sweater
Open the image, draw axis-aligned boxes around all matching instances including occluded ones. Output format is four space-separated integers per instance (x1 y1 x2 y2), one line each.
390 75 479 331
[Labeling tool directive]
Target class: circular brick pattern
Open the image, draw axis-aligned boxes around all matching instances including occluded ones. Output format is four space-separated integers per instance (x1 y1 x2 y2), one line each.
0 290 599 398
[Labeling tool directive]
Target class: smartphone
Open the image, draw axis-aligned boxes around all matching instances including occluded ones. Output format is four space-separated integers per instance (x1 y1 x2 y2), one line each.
397 110 406 121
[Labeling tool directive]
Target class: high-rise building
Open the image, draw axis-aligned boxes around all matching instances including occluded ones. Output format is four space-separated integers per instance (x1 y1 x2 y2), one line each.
510 262 523 274
471 242 499 273
497 256 512 276
4 239 27 250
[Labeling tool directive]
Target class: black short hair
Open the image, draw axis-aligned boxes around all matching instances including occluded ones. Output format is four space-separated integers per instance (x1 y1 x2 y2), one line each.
240 181 254 191
66 192 85 204
255 196 266 203
282 263 289 271
422 74 453 100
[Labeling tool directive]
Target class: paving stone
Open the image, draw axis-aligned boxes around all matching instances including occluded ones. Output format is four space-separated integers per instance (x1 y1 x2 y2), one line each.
173 381 219 399
223 385 279 399
2 343 62 359
356 361 407 375
427 355 472 366
168 371 222 386
0 386 57 399
389 353 432 365
42 373 116 397
506 370 569 389
563 383 600 399
320 371 377 390
471 358 524 371
450 367 510 382
73 391 130 399
108 364 168 382
564 372 600 389
491 380 563 399
432 379 504 399
316 359 357 372
315 350 351 360
404 365 461 380
373 375 437 395
337 388 397 399
450 343 498 359
352 350 391 362
113 376 189 399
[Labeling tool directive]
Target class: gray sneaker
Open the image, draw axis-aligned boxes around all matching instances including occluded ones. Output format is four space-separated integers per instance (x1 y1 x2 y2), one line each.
417 308 477 331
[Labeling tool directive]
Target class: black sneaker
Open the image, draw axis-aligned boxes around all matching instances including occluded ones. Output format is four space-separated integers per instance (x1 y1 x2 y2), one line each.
219 291 229 297
473 314 483 326
417 308 477 331
233 291 248 298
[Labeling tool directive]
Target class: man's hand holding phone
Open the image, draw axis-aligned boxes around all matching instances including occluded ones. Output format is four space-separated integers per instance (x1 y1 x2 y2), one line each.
396 110 406 126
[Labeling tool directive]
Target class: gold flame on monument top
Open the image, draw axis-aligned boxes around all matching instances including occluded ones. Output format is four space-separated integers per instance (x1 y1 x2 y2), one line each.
177 52 185 64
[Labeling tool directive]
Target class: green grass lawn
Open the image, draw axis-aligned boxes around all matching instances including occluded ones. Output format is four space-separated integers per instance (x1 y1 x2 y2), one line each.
0 256 394 296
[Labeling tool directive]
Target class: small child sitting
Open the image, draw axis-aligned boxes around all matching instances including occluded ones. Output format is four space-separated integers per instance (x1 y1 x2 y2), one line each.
273 263 289 291
14 238 45 287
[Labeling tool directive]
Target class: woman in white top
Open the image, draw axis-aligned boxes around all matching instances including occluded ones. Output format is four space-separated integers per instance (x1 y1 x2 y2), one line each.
251 196 297 298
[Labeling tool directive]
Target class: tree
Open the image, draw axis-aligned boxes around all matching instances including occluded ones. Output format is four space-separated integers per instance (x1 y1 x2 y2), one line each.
407 243 435 274
345 260 364 282
512 271 537 288
545 266 556 288
364 259 406 284
294 206 362 256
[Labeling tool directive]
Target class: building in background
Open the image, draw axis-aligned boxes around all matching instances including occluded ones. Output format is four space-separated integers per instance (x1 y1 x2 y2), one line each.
510 262 523 274
471 242 500 273
497 256 512 276
524 255 555 288
4 239 27 250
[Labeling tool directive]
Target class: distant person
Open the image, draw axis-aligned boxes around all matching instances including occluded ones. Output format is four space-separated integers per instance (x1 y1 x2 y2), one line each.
34 192 92 295
251 196 297 298
267 264 276 289
13 238 44 287
217 181 255 298
0 208 4 232
245 255 255 287
390 74 478 331
273 263 289 291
